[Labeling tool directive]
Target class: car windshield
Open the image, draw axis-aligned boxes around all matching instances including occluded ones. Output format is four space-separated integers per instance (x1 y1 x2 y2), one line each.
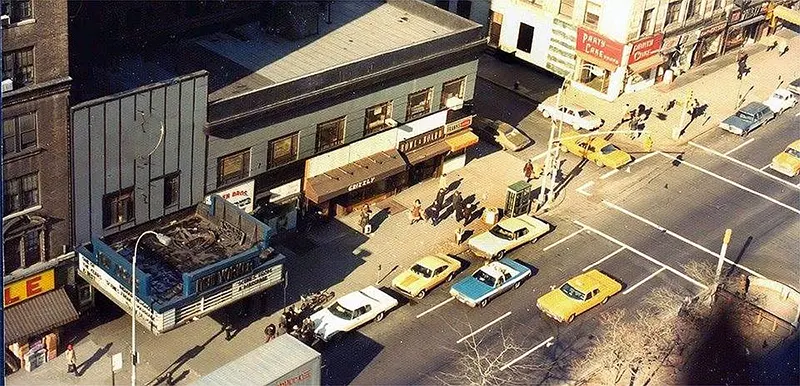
600 144 618 154
328 302 354 320
498 124 514 134
489 225 514 240
735 111 756 120
560 283 586 301
578 110 593 118
411 264 433 278
473 270 497 287
786 148 800 158
772 93 786 101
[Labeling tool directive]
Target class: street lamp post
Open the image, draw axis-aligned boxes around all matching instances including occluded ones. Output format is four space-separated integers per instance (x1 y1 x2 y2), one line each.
131 231 171 386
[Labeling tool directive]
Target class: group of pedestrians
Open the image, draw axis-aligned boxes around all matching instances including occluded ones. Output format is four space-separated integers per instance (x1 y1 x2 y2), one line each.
410 174 477 227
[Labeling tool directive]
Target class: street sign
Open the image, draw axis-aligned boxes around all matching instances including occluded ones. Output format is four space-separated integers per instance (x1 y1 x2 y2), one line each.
112 353 123 372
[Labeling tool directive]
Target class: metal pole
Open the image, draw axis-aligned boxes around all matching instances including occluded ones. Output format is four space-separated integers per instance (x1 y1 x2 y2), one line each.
715 229 732 283
538 87 561 209
131 231 155 386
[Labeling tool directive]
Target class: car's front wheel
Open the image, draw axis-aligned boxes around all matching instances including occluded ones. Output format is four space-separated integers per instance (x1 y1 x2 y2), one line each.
514 281 522 289
496 250 506 259
595 159 604 167
542 110 551 119
479 299 489 308
374 312 385 322
446 273 454 282
567 314 575 323
416 290 427 300
602 297 609 304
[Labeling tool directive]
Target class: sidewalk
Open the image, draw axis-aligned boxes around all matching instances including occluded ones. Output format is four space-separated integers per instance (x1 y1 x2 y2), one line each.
478 31 800 151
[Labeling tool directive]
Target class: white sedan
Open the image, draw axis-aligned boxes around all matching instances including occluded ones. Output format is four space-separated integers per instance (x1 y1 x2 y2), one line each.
763 88 797 115
537 103 604 131
311 286 398 341
468 215 551 259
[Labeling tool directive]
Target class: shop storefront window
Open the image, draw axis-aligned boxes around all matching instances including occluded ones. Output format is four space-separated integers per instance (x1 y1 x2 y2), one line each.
364 101 393 135
4 172 39 215
406 88 433 121
666 1 681 25
441 77 466 109
103 187 135 227
268 133 299 169
580 63 610 93
316 116 346 153
217 149 250 186
584 1 601 28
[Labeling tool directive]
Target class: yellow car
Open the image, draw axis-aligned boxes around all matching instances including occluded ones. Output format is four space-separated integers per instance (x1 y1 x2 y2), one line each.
769 139 800 177
559 130 632 168
537 269 622 323
391 254 462 299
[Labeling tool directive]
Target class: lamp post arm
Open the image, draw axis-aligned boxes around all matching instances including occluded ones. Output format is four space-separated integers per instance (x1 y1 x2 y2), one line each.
131 230 157 386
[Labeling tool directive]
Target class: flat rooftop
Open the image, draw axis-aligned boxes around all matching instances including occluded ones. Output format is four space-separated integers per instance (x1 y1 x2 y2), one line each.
91 0 475 103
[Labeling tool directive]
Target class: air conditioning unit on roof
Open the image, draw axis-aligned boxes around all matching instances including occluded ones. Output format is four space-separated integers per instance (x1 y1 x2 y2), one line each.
384 118 398 128
446 96 464 110
1 15 10 26
2 79 13 92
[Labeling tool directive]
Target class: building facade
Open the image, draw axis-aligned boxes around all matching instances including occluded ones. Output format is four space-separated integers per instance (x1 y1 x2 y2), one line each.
427 0 493 32
2 0 79 373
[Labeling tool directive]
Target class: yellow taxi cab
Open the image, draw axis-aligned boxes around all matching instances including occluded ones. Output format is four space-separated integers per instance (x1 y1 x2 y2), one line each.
559 130 632 168
536 269 622 323
769 139 800 177
391 254 462 299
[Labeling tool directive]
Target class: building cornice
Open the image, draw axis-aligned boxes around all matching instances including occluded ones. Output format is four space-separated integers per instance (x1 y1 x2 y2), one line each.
2 76 72 106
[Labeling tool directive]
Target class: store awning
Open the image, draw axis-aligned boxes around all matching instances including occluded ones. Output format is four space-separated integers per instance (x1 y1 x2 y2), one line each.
775 6 800 26
5 288 79 343
576 52 619 72
304 149 407 203
728 15 766 30
445 131 480 152
403 141 451 165
628 54 667 74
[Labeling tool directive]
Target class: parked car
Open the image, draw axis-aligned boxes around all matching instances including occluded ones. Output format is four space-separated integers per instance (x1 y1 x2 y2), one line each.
391 254 462 299
537 103 604 131
559 130 632 168
770 139 800 177
763 88 798 114
450 258 531 307
719 101 775 136
467 215 551 259
787 77 800 95
493 121 532 151
311 286 398 341
537 269 622 323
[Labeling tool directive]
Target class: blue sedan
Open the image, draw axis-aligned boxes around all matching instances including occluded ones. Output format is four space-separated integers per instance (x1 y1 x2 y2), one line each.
449 258 532 307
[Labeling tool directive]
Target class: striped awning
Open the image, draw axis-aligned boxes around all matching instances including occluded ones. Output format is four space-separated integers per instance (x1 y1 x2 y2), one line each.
775 6 800 26
5 288 79 343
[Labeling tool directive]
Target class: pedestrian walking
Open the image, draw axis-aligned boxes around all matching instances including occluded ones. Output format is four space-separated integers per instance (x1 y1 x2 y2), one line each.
264 323 276 343
410 199 423 225
629 114 640 139
66 344 77 375
452 191 463 222
463 203 474 226
433 188 446 225
439 173 448 191
277 321 287 336
359 204 372 234
523 159 533 182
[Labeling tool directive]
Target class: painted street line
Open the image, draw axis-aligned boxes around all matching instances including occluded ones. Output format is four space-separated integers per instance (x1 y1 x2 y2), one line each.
543 227 585 251
457 311 512 344
623 267 667 295
574 220 708 289
532 148 557 162
416 297 454 318
722 138 755 155
658 151 800 215
501 336 555 371
576 181 594 196
583 247 626 272
689 142 799 191
600 169 619 179
760 164 771 171
602 200 766 279
630 151 659 165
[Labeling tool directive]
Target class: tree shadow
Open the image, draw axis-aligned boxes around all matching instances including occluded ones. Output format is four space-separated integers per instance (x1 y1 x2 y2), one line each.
724 235 753 278
77 342 113 376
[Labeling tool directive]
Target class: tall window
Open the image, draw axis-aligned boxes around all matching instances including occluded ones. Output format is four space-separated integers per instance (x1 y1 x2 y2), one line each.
217 150 250 186
441 77 466 109
315 116 346 153
163 173 180 208
516 23 535 53
1 0 33 23
456 0 471 18
268 133 299 169
3 112 37 154
103 187 134 227
713 0 722 10
584 1 601 28
686 0 701 18
364 101 393 135
435 0 449 10
666 1 682 25
2 47 34 87
406 88 433 121
3 229 43 273
4 173 39 215
489 12 503 47
559 0 575 17
640 9 654 36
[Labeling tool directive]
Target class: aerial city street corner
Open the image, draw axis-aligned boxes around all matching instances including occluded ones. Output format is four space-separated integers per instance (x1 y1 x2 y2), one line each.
1 0 799 385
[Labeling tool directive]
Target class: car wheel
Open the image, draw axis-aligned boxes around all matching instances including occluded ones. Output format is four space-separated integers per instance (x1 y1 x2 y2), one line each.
374 312 385 322
496 250 505 259
530 237 539 244
514 281 522 289
602 297 609 304
567 314 575 323
416 290 427 300
446 273 454 282
560 144 568 152
479 299 489 308
595 159 603 167
542 110 551 119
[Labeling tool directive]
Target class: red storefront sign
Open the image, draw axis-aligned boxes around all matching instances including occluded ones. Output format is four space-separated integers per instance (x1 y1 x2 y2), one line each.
576 27 624 66
629 33 664 64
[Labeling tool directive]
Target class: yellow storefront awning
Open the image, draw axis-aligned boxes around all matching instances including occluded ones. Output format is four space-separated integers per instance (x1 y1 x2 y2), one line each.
628 54 667 74
775 6 800 26
446 131 479 152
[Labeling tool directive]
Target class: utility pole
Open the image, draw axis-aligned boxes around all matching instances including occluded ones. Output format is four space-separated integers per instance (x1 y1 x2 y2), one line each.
537 85 562 210
673 89 692 140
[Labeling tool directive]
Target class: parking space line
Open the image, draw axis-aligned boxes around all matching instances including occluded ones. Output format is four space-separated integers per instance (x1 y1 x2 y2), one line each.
576 181 594 196
600 169 618 179
456 311 512 344
543 227 585 251
631 151 659 165
722 138 755 155
500 336 555 371
602 200 766 279
583 247 625 272
689 142 799 191
760 164 771 171
658 151 800 214
416 297 454 318
574 220 708 289
623 267 666 295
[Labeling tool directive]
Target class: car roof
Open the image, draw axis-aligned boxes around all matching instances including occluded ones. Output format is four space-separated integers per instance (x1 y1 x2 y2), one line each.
416 255 448 270
337 290 370 310
498 217 528 231
788 139 800 151
773 88 793 97
566 270 605 291
478 263 504 279
740 101 769 113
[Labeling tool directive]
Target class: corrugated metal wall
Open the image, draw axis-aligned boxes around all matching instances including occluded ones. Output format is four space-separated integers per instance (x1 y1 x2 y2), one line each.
71 72 209 245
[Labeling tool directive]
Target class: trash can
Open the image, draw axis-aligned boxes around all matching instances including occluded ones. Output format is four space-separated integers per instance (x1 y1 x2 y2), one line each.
482 208 500 225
